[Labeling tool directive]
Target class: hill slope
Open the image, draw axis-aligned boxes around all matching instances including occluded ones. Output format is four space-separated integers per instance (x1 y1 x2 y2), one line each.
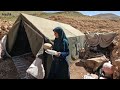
93 13 120 20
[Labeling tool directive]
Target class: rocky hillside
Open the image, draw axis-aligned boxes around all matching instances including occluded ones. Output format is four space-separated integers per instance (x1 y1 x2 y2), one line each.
93 13 120 20
47 15 120 40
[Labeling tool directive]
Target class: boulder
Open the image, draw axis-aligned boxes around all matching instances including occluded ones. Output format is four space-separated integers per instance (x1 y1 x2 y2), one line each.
84 55 109 72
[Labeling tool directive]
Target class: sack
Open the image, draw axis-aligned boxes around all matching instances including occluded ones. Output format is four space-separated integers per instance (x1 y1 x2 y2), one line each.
102 61 113 75
0 35 11 59
26 57 45 79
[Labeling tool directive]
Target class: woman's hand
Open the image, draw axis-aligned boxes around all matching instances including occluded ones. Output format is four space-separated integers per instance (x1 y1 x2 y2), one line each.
55 52 61 57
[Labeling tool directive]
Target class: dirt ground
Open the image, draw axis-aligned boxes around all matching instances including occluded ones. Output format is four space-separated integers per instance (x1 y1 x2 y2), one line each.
0 58 19 79
0 57 89 79
69 60 89 79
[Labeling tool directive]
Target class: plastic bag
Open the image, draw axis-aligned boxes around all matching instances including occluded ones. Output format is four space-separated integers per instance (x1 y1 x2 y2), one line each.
26 57 45 79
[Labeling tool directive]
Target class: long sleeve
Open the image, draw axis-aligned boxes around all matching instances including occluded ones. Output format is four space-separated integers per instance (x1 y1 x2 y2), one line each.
59 39 69 59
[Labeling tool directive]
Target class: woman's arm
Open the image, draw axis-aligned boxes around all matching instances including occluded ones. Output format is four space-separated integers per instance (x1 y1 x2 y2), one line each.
59 39 69 59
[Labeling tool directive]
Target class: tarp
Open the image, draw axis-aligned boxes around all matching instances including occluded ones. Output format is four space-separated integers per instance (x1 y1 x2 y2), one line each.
85 32 117 48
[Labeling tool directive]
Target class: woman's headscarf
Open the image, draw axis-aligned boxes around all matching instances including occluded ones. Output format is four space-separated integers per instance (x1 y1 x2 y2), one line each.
53 27 68 51
53 27 68 41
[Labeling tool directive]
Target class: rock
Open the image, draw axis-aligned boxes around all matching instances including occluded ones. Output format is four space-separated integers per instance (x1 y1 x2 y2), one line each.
7 25 12 30
111 39 120 61
112 59 120 66
1 25 7 30
99 77 107 79
113 67 120 79
112 59 120 79
84 55 109 72
83 73 98 79
90 74 98 79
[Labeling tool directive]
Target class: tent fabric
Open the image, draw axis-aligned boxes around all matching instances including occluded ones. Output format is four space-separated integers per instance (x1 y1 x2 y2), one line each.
85 33 99 46
7 21 20 53
85 32 117 48
99 33 117 48
23 21 44 56
21 13 85 40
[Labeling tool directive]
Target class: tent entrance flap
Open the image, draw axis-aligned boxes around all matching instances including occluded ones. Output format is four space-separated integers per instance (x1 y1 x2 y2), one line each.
10 22 32 56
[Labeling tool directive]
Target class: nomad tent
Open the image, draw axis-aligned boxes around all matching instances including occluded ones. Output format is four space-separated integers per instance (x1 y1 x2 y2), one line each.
2 13 85 78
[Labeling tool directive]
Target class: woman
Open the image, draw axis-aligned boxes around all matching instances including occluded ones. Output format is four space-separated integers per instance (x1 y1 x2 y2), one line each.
48 27 70 79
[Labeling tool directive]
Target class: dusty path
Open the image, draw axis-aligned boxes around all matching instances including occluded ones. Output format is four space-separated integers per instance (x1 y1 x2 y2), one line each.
69 60 88 79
